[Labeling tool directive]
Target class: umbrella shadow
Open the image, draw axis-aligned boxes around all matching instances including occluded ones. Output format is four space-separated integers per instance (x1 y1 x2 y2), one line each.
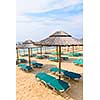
52 78 83 100
63 58 77 63
49 72 83 100
31 64 57 74
58 73 83 100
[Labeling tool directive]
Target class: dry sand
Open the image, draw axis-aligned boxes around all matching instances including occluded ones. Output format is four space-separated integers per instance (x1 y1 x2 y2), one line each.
16 49 83 100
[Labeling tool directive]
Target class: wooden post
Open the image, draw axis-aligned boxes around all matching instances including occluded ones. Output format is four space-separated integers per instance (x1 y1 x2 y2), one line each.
67 46 69 52
28 48 31 66
40 46 42 56
31 48 32 55
16 48 19 59
23 49 25 55
45 46 46 53
37 47 38 54
58 46 61 80
56 46 58 60
72 46 74 53
16 48 19 64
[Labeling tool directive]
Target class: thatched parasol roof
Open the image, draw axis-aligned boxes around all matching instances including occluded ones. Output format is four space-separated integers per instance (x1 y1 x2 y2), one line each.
79 38 83 43
23 40 37 48
35 31 83 46
16 42 26 49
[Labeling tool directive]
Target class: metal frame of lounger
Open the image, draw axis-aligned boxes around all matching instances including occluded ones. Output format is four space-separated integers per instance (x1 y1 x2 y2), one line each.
47 80 71 93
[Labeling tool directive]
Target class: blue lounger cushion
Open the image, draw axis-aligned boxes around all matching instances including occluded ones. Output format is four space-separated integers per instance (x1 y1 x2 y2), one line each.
31 62 43 67
50 67 81 80
18 64 32 71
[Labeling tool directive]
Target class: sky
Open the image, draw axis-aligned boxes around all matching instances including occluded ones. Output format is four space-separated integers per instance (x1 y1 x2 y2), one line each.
16 0 83 42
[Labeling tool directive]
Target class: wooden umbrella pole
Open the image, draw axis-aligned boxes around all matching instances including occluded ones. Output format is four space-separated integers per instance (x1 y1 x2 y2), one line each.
56 46 58 59
58 46 61 80
37 47 38 53
41 46 42 56
16 48 19 59
67 46 69 52
23 49 25 55
44 47 46 53
73 46 74 53
28 48 31 66
31 48 32 55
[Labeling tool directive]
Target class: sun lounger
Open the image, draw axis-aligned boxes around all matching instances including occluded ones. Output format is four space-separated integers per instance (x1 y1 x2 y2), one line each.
18 63 32 71
61 56 69 61
35 72 70 92
20 54 29 57
31 61 43 68
35 72 55 83
48 78 70 92
17 58 28 63
51 52 63 55
67 52 82 57
50 67 81 80
48 57 59 62
36 56 44 59
42 55 49 58
73 58 83 66
30 54 37 57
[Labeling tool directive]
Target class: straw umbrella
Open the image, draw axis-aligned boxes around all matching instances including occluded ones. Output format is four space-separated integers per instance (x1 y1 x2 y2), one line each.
16 42 26 64
23 40 36 66
35 31 82 79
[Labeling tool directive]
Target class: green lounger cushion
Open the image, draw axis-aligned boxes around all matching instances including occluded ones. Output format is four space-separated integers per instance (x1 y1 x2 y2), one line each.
73 58 83 65
30 54 36 57
35 72 70 92
67 52 82 57
48 79 70 92
17 58 27 63
31 62 43 67
36 56 44 59
35 72 55 83
18 63 26 67
50 67 59 73
48 57 59 61
18 64 32 71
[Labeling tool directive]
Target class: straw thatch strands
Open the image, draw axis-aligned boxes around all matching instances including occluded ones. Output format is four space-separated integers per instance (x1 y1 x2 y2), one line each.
35 31 82 46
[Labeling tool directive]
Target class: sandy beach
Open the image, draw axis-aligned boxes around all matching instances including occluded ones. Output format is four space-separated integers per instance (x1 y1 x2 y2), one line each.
16 49 83 100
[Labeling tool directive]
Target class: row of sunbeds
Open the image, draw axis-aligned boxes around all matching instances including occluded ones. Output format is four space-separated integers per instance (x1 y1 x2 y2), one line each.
17 62 82 93
17 57 83 67
35 67 82 92
20 52 82 58
18 63 81 81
